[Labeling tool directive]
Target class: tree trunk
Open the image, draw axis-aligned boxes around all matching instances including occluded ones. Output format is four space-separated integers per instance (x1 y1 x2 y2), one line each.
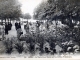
5 19 6 23
1 19 3 25
7 19 9 23
10 19 11 23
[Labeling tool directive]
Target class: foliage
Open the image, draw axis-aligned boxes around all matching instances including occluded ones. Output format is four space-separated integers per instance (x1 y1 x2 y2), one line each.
23 13 31 20
33 0 80 27
3 22 80 54
0 0 21 20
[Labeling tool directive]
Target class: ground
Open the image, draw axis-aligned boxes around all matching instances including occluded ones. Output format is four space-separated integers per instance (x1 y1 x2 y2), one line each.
5 23 26 38
0 23 26 54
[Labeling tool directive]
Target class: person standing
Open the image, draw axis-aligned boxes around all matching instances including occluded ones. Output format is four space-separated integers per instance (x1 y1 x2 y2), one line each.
18 22 21 29
5 23 8 35
36 21 40 34
15 22 18 30
8 22 12 30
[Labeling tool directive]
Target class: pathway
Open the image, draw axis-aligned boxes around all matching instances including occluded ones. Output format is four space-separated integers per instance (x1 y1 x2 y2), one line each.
5 24 26 39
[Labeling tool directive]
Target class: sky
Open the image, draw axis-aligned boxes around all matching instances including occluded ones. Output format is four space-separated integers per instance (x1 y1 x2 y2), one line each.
18 0 45 16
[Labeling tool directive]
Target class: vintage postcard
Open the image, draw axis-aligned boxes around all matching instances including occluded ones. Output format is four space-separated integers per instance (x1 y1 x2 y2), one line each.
0 0 80 59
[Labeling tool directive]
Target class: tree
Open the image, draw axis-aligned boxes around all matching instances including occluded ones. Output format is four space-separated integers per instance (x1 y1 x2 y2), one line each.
56 0 80 28
0 0 21 40
33 0 80 43
33 0 80 28
34 0 59 29
0 0 21 22
23 13 31 21
33 1 56 21
34 0 80 27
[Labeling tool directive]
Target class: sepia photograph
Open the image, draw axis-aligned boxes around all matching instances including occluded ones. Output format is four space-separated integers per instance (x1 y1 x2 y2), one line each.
0 0 80 59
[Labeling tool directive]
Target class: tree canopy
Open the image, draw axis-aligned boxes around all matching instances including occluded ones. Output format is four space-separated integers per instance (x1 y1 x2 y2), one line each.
33 0 80 27
23 13 31 20
0 0 21 20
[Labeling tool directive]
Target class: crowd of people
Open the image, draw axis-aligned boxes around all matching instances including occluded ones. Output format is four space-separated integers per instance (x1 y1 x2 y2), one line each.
15 22 21 30
3 21 80 55
15 22 23 39
5 22 12 35
5 21 23 36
